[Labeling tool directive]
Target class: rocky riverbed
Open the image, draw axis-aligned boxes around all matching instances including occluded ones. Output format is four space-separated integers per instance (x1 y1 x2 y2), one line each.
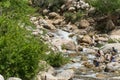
28 0 120 80
30 14 120 80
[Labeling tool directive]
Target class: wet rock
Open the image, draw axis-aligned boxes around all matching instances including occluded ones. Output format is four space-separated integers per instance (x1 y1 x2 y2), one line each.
62 40 76 50
110 35 120 41
96 73 108 79
96 37 108 42
82 61 93 68
78 19 90 29
63 63 82 70
107 62 120 71
0 75 4 80
81 56 88 61
101 43 120 53
7 77 21 80
40 72 57 80
48 12 60 19
56 69 74 80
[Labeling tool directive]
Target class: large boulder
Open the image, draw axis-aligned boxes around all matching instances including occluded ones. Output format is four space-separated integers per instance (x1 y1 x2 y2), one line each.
56 69 74 80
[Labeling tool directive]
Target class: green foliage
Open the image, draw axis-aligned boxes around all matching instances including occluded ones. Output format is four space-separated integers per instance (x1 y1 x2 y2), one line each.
46 52 69 67
64 11 84 23
0 0 45 79
87 0 120 15
0 0 69 79
32 0 65 12
108 39 116 43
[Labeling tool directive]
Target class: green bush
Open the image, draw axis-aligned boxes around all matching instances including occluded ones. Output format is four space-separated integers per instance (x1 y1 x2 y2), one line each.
0 0 45 79
0 0 69 79
64 11 84 23
87 0 120 15
87 0 120 31
32 0 65 12
46 52 69 67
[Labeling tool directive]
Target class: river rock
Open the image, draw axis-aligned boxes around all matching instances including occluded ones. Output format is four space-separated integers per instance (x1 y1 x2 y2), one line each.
39 19 56 30
56 69 74 80
40 72 57 80
110 29 120 35
107 62 120 71
96 73 107 79
48 12 60 19
78 19 90 29
81 35 92 44
110 35 120 41
7 77 22 80
62 40 76 50
52 19 63 25
101 43 120 52
0 75 4 80
43 9 49 15
68 7 76 12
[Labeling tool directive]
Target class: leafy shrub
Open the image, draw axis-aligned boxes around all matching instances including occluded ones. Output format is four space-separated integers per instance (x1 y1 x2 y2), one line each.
46 52 69 67
87 0 120 31
0 0 69 79
87 0 120 15
0 0 45 79
64 11 84 23
32 0 65 12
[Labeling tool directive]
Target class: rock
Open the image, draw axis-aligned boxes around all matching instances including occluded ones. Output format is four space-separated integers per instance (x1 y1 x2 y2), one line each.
96 73 107 79
110 29 120 35
101 43 120 52
107 62 120 71
74 29 87 35
81 35 92 44
106 19 115 31
82 61 93 68
110 35 120 41
78 19 90 29
43 9 49 15
39 72 57 80
68 7 76 12
52 19 63 25
30 17 37 21
62 40 76 50
48 12 60 19
96 37 108 42
56 69 74 80
0 75 4 80
7 77 21 80
81 56 88 61
63 63 82 70
39 19 56 30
